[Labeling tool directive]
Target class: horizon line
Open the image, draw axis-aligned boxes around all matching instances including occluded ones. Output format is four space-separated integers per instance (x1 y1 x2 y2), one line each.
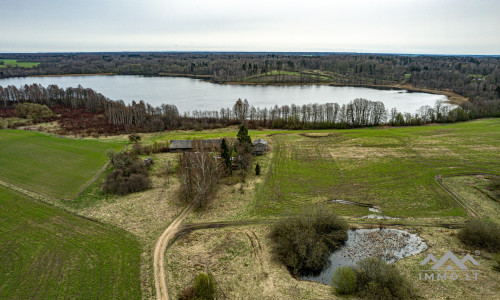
1 50 499 57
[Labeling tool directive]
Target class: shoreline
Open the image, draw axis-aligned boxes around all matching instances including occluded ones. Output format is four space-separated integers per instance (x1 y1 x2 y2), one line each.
28 73 117 77
10 73 467 105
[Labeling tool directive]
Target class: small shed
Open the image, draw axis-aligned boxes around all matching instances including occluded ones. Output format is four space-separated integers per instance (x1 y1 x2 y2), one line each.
252 138 268 155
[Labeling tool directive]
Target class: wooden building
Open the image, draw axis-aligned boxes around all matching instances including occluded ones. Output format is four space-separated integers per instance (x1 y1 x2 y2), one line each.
169 139 222 152
252 138 268 155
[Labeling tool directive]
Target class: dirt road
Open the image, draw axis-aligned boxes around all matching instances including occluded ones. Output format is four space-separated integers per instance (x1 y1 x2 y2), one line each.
154 202 195 300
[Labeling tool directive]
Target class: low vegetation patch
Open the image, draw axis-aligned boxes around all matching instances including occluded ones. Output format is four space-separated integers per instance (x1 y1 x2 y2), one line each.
178 273 216 300
458 219 500 251
331 266 357 295
103 151 152 195
353 257 414 300
270 208 348 276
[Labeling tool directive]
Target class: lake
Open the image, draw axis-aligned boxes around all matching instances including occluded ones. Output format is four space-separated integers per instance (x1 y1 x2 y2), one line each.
0 75 448 113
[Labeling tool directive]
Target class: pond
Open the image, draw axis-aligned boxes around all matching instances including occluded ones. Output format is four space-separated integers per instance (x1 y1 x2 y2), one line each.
303 228 427 285
0 75 448 113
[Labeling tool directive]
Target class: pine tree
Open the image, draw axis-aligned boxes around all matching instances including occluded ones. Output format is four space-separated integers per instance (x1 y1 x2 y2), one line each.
220 138 232 172
237 124 251 145
255 163 261 175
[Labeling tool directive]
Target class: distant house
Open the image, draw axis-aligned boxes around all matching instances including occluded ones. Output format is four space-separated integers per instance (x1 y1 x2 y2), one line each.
169 139 222 152
252 138 268 155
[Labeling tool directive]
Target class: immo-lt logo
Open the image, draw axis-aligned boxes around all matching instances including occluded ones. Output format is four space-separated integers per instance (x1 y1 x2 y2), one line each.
419 251 480 281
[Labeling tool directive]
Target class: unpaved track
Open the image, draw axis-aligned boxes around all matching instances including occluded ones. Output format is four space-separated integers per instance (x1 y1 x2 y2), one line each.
154 202 195 300
435 175 478 218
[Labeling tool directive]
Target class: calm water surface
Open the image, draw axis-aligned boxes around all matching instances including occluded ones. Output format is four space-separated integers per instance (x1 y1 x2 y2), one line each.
0 75 447 113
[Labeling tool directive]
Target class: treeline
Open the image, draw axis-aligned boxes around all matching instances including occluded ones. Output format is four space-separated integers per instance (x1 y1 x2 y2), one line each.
1 52 500 103
0 83 489 135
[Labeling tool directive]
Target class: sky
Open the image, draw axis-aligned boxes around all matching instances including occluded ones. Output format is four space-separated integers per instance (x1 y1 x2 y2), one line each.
1 0 499 55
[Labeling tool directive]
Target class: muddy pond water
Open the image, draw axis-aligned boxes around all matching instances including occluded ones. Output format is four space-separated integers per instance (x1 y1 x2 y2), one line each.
303 228 427 285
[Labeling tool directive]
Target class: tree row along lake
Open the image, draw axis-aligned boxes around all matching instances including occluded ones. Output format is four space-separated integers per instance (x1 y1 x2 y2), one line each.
0 75 448 113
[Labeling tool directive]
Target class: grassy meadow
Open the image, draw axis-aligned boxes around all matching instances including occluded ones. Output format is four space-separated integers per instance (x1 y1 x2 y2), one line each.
0 59 40 68
0 186 142 299
251 119 500 218
0 130 122 199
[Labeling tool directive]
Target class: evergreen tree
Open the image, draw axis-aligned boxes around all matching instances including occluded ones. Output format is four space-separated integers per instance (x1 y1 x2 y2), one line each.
255 163 261 175
237 124 251 145
220 138 232 172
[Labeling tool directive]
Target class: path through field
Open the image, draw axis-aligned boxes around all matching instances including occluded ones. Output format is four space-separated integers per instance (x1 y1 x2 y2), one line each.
154 201 195 300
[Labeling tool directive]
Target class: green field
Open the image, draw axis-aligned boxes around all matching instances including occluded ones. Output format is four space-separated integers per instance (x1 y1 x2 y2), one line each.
0 186 141 299
251 119 500 218
0 130 122 199
0 59 40 68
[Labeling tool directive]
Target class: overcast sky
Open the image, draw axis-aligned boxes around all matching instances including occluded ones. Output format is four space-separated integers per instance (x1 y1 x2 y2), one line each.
1 0 499 54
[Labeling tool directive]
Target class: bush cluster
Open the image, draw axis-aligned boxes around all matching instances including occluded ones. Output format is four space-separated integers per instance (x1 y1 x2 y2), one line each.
332 258 414 299
354 257 414 299
103 152 151 195
14 103 53 122
331 266 357 294
458 219 500 251
270 208 348 276
494 253 500 272
131 141 169 155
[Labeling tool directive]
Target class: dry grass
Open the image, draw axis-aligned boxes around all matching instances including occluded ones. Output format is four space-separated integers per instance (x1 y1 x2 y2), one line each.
167 224 500 300
165 225 336 300
73 152 187 299
442 175 500 222
396 226 500 299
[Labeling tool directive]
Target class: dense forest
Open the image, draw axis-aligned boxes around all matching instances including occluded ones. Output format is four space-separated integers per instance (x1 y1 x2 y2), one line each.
0 52 499 134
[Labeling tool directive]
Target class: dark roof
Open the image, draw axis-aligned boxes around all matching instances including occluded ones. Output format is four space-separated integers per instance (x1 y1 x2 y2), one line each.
169 139 222 150
254 138 268 145
170 140 193 149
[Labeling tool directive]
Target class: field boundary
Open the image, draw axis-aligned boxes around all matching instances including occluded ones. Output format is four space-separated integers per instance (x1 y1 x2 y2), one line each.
0 178 51 202
69 161 111 201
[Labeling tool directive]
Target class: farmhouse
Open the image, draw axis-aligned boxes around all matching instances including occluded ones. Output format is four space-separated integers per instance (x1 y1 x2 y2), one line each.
252 138 268 155
169 139 222 152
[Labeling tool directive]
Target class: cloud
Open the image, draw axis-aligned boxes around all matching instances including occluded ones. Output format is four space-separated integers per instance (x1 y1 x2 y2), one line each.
1 0 499 54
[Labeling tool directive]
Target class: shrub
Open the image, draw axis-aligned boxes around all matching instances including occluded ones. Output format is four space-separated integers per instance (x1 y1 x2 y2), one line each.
354 257 413 300
178 286 195 300
332 266 357 295
458 219 500 251
494 253 500 272
103 152 151 195
192 273 216 300
128 134 141 143
270 207 348 276
14 103 53 122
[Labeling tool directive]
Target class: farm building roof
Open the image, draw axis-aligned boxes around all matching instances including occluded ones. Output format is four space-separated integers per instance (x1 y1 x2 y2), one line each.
254 138 268 145
169 139 222 150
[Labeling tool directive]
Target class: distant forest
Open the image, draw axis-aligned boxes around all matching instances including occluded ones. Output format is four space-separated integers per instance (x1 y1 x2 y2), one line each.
0 52 499 135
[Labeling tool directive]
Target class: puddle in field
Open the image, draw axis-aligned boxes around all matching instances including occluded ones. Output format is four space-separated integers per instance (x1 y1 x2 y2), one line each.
362 214 400 220
302 228 427 285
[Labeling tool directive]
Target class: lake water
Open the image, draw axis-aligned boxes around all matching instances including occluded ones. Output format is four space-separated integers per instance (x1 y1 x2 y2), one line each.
0 75 447 113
